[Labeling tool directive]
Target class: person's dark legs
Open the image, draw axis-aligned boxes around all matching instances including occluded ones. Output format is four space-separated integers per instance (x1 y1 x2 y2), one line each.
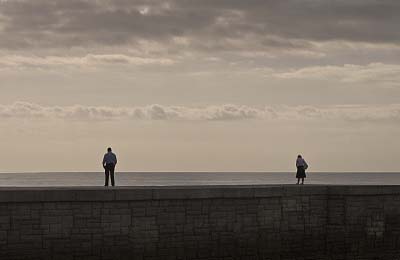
296 178 300 184
110 165 115 186
104 167 110 186
301 177 304 185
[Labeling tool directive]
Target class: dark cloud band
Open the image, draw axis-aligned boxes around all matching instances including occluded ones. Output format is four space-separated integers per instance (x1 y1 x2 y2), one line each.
0 0 399 52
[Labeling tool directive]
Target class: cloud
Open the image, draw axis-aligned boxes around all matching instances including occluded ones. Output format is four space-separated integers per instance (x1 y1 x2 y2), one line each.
0 0 399 53
2 101 400 123
0 102 267 121
273 63 400 85
1 0 400 75
0 54 175 68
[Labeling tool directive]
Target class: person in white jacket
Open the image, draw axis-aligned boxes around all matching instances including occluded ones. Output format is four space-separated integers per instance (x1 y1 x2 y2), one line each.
296 155 308 185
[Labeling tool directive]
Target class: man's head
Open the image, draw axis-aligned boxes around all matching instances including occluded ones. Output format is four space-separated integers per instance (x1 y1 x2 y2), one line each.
107 147 112 152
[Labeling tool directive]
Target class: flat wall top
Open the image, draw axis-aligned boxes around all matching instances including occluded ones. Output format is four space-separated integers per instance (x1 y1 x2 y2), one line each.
0 185 399 202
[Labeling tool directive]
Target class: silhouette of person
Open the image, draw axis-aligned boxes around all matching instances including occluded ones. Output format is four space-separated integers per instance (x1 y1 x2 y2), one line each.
296 154 308 185
102 147 117 186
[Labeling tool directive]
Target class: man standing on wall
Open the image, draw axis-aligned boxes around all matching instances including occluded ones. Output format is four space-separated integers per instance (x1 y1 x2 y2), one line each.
102 147 117 186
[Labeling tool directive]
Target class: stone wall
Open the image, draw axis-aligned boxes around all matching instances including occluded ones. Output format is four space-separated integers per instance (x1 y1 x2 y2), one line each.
0 185 399 260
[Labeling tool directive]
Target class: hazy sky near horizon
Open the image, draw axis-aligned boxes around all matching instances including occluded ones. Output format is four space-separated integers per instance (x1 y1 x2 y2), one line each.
1 0 400 172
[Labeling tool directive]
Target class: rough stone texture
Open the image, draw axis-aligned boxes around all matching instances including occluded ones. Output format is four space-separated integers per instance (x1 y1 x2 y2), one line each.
0 185 399 259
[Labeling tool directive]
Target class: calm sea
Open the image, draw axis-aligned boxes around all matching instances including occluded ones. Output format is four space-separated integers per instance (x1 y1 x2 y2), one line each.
0 172 399 186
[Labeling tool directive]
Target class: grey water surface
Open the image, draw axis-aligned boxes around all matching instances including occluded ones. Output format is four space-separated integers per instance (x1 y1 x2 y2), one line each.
0 172 400 187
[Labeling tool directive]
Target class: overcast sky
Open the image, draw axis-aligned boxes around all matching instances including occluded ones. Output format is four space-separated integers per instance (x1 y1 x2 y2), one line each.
1 0 400 172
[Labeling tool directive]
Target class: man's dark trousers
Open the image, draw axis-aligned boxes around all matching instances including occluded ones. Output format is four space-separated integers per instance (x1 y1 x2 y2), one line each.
104 163 115 186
